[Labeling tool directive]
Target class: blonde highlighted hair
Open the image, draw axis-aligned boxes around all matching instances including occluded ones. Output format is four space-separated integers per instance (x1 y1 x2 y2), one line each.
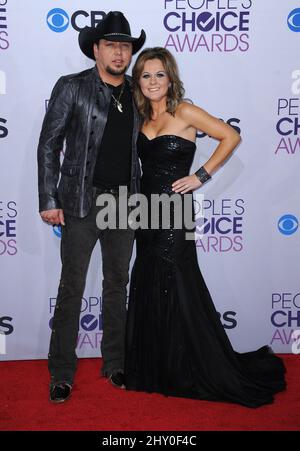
132 47 185 121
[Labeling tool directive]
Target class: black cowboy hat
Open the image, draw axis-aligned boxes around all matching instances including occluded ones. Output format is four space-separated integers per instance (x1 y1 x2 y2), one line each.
78 11 146 60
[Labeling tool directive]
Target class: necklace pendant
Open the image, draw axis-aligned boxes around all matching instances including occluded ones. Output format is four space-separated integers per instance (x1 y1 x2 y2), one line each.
117 102 123 113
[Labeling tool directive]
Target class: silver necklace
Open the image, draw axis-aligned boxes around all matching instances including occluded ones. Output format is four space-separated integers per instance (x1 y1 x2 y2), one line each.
103 81 125 113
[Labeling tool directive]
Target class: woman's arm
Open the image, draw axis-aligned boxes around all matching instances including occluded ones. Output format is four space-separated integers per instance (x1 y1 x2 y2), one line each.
172 103 241 193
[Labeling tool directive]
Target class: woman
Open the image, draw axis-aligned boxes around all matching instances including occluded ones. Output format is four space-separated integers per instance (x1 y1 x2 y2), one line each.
125 47 286 407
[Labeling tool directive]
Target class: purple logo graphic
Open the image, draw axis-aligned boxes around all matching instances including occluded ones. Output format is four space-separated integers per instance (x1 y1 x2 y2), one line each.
163 0 252 53
194 197 245 253
0 0 9 50
81 314 99 332
49 296 103 351
0 200 17 256
275 71 300 155
271 292 300 347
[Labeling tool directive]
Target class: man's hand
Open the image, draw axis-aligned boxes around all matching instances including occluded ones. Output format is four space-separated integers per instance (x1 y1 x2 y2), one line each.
40 209 65 226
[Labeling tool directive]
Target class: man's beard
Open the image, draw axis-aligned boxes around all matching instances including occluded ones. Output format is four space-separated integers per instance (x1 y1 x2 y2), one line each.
106 65 128 76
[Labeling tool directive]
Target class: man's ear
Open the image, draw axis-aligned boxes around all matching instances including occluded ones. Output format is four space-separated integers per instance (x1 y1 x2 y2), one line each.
93 42 99 59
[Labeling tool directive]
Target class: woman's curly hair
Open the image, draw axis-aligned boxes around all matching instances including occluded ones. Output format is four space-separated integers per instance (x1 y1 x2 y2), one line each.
132 47 185 122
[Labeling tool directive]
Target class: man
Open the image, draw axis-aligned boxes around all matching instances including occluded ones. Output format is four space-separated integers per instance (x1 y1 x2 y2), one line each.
37 11 146 403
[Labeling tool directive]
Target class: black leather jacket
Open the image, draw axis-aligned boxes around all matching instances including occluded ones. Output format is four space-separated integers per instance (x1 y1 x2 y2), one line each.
37 66 141 218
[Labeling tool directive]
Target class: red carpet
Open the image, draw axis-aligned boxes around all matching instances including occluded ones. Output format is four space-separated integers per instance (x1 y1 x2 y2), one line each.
0 355 299 431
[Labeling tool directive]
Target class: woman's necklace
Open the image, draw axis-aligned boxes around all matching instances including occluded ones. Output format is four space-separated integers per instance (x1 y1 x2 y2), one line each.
103 81 125 113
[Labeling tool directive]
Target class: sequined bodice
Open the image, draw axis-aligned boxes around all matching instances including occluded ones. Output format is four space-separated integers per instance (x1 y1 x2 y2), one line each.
136 132 197 263
138 132 196 195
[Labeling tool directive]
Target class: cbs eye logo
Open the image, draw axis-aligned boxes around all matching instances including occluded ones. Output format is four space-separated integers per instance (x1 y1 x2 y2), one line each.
47 8 70 33
287 9 300 32
278 214 298 236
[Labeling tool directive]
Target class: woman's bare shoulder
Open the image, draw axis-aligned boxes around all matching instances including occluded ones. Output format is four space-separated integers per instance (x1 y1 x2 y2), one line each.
176 101 207 120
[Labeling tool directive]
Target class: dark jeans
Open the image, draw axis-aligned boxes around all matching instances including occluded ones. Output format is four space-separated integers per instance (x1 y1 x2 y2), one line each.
48 188 134 385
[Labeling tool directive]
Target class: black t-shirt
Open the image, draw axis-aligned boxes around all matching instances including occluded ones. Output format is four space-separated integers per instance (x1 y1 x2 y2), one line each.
93 80 133 189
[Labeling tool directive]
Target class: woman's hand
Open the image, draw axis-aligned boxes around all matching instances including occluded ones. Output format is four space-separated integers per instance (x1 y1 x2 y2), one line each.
172 174 202 194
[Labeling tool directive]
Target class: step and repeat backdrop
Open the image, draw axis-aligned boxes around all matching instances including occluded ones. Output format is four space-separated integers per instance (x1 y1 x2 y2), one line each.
0 0 299 360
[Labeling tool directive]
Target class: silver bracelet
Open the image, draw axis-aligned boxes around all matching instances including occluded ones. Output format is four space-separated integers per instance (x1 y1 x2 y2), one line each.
195 166 211 184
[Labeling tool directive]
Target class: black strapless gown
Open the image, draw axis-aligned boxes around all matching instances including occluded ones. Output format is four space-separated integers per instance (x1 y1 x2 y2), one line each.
125 133 286 408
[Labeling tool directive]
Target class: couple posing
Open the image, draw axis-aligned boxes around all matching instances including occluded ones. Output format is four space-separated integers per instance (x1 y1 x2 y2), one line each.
37 11 286 408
